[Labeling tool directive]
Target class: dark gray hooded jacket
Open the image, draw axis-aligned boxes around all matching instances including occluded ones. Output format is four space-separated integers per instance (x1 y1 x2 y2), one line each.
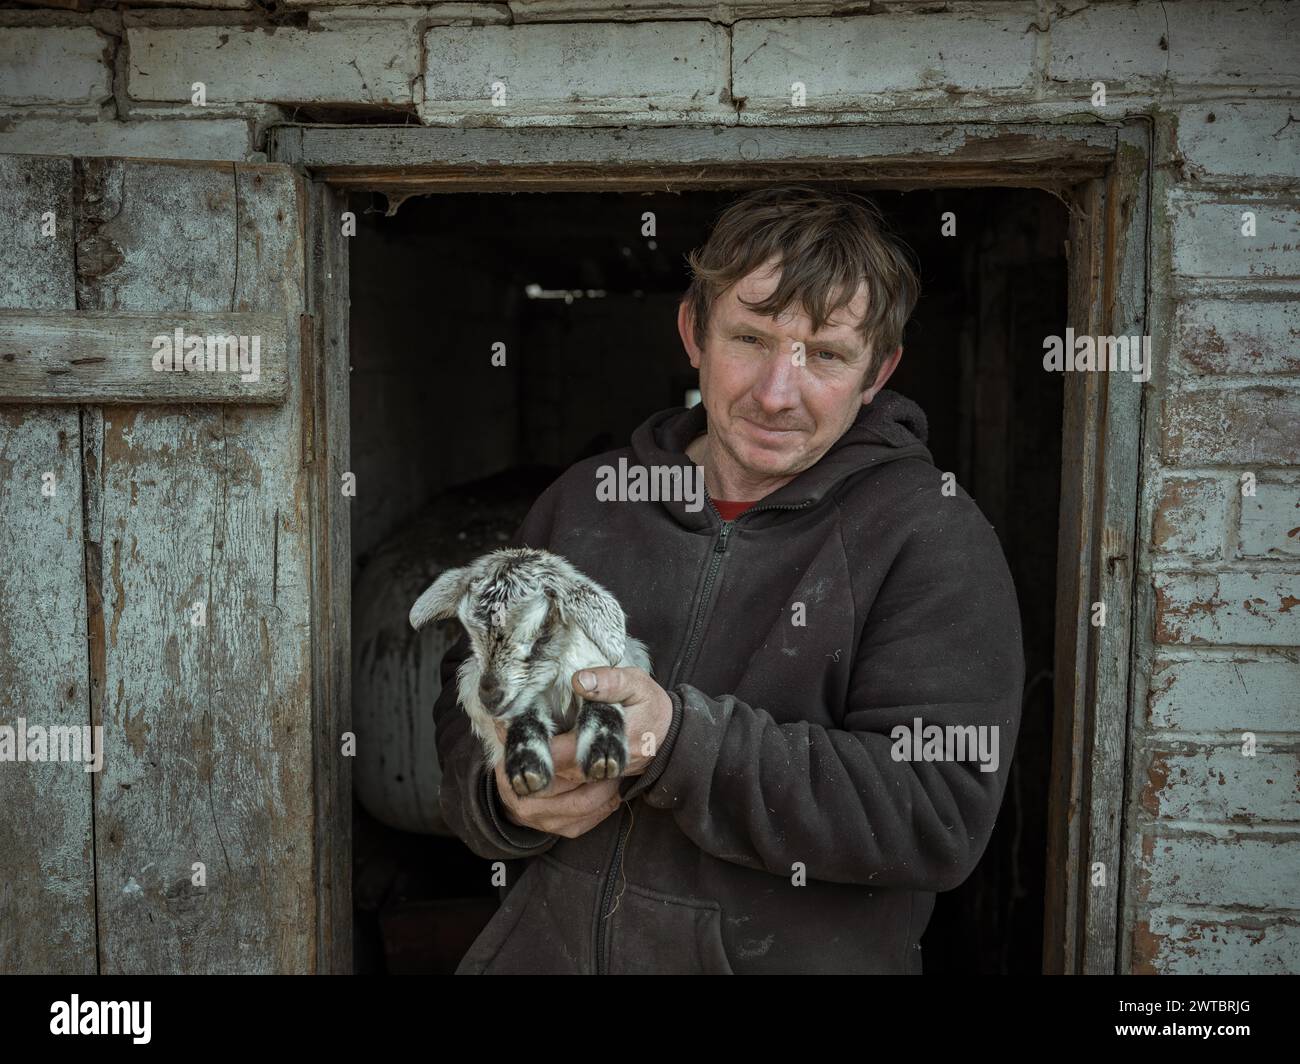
433 389 1025 974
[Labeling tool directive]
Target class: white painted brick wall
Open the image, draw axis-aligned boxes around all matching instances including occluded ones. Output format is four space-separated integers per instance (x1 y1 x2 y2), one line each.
1168 191 1300 280
1050 0 1300 89
285 0 500 7
1239 479 1300 559
732 9 1038 110
1154 572 1300 646
1152 475 1229 558
127 0 253 7
1173 297 1300 376
1162 388 1300 466
1160 1 1300 87
0 27 111 107
1151 34 1300 975
127 20 422 106
1135 908 1300 974
307 4 500 20
421 21 730 123
1047 1 1167 89
1134 830 1300 910
1148 656 1300 731
1138 745 1299 822
1176 101 1300 184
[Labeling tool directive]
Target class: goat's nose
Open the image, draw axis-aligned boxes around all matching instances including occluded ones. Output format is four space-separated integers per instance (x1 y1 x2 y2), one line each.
479 677 502 708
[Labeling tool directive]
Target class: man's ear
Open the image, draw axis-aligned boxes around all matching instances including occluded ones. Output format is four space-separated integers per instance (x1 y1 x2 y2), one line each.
861 345 904 403
677 298 703 371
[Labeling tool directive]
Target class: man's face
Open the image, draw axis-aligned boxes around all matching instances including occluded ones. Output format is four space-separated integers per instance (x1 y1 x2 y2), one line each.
678 257 902 483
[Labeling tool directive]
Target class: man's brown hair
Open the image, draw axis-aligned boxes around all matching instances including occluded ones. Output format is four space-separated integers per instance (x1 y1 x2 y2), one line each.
681 184 921 387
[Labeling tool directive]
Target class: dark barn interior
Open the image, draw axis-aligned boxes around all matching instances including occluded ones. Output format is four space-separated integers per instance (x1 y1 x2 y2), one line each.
346 187 1066 974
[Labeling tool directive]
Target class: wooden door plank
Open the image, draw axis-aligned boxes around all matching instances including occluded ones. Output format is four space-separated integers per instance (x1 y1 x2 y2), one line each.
0 154 97 974
0 309 288 404
78 158 314 974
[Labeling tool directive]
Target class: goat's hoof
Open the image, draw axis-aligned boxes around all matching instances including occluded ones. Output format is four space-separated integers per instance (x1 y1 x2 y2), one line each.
505 742 553 796
582 731 627 781
509 768 551 796
586 756 621 780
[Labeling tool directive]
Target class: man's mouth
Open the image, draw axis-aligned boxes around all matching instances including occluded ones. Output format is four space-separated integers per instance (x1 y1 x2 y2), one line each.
743 418 799 440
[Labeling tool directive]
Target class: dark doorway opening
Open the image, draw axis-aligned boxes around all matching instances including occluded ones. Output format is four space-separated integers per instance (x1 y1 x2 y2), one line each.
346 187 1066 974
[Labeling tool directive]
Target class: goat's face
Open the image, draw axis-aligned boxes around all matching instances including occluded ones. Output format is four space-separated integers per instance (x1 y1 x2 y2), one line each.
410 549 570 719
468 582 561 717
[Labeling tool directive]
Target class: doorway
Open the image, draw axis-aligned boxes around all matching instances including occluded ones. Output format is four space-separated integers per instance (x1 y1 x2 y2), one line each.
344 186 1066 973
277 120 1150 975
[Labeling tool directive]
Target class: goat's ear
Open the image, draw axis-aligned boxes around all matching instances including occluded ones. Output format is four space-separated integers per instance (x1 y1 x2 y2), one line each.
551 579 627 666
410 567 469 630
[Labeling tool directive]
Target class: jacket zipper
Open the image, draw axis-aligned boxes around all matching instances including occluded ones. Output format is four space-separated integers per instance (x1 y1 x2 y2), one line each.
673 495 815 686
592 492 814 974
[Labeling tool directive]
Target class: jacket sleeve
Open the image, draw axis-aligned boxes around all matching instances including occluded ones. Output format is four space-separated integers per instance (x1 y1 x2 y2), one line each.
432 482 565 861
622 497 1025 892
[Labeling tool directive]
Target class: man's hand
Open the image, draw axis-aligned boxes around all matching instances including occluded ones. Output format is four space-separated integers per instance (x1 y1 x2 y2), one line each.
565 666 675 779
491 667 675 839
491 755 620 839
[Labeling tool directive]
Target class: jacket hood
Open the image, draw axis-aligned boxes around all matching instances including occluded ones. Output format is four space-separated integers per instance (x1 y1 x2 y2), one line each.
627 388 934 532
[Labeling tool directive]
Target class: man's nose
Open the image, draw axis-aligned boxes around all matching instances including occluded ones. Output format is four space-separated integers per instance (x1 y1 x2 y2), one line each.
753 345 803 404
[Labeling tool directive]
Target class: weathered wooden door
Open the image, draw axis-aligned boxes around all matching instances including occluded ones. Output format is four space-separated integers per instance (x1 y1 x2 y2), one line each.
0 155 350 973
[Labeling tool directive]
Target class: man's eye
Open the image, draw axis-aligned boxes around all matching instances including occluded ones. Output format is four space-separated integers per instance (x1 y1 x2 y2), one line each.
816 350 841 361
737 335 759 344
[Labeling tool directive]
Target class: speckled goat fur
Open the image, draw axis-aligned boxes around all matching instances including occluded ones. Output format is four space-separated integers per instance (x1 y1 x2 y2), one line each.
410 547 652 796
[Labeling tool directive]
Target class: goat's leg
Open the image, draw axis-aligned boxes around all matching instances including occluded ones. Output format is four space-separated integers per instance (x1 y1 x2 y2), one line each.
575 700 628 780
503 707 555 797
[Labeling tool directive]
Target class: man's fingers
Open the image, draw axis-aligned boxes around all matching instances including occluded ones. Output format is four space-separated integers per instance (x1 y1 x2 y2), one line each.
497 779 621 837
529 778 617 818
540 774 585 796
493 759 584 813
549 789 623 838
572 665 647 705
515 779 619 833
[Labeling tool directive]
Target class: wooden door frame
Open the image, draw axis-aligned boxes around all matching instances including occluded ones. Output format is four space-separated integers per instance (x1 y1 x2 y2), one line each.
303 178 353 975
275 120 1152 975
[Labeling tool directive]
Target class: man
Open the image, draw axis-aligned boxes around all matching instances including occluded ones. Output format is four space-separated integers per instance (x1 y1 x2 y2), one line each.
433 184 1025 974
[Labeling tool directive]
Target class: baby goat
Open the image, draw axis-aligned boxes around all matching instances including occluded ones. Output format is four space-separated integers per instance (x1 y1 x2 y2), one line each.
410 547 652 797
